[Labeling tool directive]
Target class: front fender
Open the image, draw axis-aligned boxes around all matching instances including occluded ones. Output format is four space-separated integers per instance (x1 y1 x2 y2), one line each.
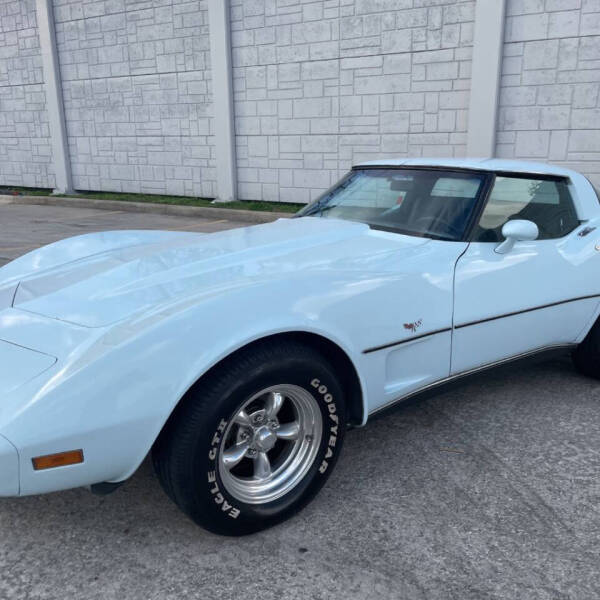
2 228 460 495
1 271 377 495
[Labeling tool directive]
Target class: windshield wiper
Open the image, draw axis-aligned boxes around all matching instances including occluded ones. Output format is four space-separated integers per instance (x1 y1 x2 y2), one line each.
301 203 339 217
298 172 360 217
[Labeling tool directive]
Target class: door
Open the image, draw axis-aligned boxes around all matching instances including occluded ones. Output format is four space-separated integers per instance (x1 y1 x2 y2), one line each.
297 165 491 414
452 173 598 375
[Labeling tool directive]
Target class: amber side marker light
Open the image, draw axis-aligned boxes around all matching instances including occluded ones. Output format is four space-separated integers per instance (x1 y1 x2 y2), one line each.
32 449 84 471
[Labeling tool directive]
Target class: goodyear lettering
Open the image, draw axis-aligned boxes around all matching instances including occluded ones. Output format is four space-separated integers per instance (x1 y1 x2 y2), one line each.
310 377 338 476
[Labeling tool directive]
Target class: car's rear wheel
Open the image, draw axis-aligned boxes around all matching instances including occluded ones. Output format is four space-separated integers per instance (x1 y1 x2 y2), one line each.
152 340 346 535
572 318 600 379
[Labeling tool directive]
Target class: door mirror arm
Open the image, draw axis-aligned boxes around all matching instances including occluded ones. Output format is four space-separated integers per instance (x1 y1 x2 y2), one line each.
495 220 539 254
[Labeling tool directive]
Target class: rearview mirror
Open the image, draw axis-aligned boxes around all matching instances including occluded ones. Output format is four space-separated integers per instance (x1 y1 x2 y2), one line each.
495 219 539 254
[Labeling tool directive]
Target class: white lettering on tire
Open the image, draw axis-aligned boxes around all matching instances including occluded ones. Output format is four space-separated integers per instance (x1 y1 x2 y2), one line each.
310 378 339 475
206 377 340 518
207 420 240 519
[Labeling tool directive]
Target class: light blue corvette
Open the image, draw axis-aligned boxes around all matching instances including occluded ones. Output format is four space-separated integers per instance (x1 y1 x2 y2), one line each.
1 158 600 535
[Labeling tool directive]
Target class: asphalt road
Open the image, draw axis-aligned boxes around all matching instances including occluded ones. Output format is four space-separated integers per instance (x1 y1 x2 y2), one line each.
0 202 599 600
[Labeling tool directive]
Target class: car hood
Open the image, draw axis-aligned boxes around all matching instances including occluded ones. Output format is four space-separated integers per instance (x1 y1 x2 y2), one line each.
6 217 430 327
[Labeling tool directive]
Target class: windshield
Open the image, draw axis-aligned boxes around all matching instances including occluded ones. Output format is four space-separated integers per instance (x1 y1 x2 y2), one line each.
296 168 488 241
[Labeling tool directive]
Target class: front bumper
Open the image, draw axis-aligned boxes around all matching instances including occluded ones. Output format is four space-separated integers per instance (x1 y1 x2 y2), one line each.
0 434 18 496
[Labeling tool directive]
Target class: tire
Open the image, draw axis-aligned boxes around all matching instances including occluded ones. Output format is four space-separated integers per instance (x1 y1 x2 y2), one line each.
152 340 346 536
573 318 600 379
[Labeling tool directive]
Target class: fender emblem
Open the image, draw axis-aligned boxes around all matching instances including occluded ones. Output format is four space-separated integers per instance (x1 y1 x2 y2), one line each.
404 319 423 333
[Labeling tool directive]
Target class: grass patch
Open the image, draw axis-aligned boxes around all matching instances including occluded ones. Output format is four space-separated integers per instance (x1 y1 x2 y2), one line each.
1 187 304 214
70 191 303 213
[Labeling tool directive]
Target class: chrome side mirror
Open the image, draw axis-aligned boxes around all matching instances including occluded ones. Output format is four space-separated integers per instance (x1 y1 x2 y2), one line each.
495 219 539 254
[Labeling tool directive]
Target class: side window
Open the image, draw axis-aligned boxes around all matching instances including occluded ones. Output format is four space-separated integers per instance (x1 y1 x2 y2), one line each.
474 176 579 242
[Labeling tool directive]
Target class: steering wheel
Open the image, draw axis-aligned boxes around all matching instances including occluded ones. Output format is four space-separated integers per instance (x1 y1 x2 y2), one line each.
413 216 462 239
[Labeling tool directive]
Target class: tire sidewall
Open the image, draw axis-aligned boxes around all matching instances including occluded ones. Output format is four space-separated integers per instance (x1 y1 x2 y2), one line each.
189 355 345 534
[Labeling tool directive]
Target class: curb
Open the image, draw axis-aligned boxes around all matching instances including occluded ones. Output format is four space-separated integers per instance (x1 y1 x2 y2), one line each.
0 194 291 224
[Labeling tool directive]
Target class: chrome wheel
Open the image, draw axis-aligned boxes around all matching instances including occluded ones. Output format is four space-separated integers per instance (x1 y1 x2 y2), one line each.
218 384 323 505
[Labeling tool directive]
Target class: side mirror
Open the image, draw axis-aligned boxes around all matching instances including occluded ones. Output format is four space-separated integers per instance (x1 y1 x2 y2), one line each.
495 219 539 254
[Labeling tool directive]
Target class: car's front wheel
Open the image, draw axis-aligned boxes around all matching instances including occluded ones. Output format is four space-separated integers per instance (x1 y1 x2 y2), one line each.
152 340 346 535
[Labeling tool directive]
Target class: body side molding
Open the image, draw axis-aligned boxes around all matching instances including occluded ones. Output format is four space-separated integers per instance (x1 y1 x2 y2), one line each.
363 295 600 355
368 343 576 418
455 295 600 329
362 328 452 354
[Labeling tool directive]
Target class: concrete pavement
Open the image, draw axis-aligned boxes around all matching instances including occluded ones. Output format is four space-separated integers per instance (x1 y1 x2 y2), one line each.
0 202 250 267
0 203 599 599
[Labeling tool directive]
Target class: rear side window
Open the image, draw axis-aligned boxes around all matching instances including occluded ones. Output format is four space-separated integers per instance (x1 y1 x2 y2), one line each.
473 176 579 241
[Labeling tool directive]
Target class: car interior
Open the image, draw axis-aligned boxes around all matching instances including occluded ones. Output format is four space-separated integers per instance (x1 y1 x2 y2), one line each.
317 169 484 240
313 169 581 243
472 176 580 242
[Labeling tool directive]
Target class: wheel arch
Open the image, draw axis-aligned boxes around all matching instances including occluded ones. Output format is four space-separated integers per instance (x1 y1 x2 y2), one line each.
155 331 365 452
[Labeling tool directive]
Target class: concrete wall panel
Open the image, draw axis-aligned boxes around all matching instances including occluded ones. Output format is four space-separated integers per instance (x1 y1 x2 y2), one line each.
230 0 475 202
0 0 54 188
497 0 600 187
53 0 216 196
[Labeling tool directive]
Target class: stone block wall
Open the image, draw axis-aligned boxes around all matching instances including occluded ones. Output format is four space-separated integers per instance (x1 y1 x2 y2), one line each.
231 0 476 203
497 0 600 187
53 0 216 196
0 0 599 200
0 0 54 188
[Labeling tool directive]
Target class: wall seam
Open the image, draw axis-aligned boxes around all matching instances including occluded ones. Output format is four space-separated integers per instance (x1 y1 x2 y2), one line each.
208 0 237 202
466 0 507 158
